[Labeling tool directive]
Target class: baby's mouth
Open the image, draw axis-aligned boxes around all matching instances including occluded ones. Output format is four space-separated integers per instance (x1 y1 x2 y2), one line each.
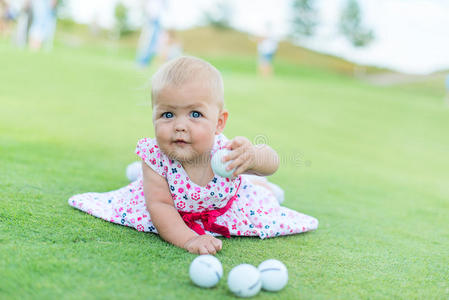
174 139 189 145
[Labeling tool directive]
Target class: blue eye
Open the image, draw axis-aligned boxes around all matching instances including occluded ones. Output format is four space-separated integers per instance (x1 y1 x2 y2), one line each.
162 112 173 118
190 111 202 118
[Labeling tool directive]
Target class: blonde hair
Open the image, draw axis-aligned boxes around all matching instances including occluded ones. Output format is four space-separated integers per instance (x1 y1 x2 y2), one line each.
151 56 224 108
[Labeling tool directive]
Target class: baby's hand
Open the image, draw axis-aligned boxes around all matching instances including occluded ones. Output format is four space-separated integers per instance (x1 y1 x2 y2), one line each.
223 136 256 177
183 235 223 255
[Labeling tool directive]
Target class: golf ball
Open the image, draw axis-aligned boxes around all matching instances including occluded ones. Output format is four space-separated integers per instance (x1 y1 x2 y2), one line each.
189 255 223 288
211 149 235 178
227 264 262 298
258 259 288 292
126 161 142 181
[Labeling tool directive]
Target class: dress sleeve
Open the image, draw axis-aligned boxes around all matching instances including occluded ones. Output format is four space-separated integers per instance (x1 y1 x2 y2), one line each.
135 138 167 177
211 133 230 156
216 133 229 148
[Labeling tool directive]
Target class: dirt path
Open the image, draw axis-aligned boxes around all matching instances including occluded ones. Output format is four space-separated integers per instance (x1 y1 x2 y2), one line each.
360 71 447 86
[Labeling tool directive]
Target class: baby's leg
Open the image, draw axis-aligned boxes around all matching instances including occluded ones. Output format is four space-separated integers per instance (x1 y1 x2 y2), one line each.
245 175 284 204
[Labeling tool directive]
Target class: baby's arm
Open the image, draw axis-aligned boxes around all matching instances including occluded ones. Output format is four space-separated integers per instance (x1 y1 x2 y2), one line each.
223 136 279 177
142 162 222 254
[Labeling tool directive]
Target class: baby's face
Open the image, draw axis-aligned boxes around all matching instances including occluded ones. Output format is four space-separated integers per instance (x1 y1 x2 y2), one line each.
152 80 225 164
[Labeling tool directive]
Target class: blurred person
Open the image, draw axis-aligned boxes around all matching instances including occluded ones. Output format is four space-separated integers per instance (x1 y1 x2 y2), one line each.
68 56 318 254
136 0 166 67
0 0 6 33
257 23 278 77
28 0 57 51
159 29 183 62
14 0 32 48
0 0 11 36
89 12 101 37
43 0 57 51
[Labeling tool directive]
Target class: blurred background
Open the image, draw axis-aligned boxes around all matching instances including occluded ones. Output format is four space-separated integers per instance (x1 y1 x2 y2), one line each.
1 0 448 175
1 0 449 196
1 0 449 79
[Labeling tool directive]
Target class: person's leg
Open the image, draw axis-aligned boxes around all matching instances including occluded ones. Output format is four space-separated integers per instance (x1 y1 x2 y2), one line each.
29 16 45 50
144 19 161 65
136 19 161 67
43 15 56 52
29 35 42 50
258 53 267 76
264 63 273 77
258 53 274 77
15 14 29 48
136 21 153 66
259 62 271 77
264 53 274 77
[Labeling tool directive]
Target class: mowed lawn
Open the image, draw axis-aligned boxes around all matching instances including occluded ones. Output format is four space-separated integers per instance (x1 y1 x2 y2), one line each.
1 41 448 299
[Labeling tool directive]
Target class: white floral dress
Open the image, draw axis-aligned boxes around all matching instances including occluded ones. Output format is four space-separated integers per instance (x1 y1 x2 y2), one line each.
68 134 318 238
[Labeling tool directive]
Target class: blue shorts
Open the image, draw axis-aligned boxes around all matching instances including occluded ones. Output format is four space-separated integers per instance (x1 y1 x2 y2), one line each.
259 52 275 63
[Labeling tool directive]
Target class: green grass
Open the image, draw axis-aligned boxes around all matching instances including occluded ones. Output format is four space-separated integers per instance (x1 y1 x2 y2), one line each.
1 39 448 300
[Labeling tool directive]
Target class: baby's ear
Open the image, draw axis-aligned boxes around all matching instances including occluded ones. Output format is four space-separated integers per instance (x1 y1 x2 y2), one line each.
215 109 228 134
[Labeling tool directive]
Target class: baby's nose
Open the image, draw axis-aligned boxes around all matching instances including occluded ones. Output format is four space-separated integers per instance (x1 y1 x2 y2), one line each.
174 119 187 131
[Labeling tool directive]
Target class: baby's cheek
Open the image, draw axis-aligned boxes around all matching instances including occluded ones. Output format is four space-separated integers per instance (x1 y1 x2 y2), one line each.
197 129 215 147
155 124 171 140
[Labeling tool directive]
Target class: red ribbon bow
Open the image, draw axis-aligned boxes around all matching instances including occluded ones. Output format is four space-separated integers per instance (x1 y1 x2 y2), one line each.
179 178 241 238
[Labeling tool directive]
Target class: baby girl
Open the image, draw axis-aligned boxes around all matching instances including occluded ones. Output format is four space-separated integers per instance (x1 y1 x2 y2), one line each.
68 56 318 255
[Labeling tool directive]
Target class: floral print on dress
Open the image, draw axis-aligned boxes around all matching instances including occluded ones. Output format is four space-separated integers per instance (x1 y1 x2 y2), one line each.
68 134 318 238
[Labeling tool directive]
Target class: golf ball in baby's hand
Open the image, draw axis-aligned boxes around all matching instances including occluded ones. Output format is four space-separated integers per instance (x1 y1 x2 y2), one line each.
227 264 262 298
189 255 223 288
258 259 288 292
211 149 235 178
